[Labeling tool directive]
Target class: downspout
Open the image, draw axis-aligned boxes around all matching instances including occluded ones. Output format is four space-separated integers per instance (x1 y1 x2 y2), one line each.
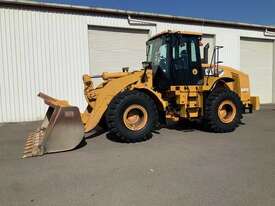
127 15 157 35
264 29 275 37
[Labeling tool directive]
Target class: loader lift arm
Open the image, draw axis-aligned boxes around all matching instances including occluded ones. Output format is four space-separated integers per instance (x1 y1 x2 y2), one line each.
82 71 145 132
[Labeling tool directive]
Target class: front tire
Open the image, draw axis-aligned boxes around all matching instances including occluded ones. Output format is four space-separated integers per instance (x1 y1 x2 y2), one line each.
106 90 158 142
204 89 243 133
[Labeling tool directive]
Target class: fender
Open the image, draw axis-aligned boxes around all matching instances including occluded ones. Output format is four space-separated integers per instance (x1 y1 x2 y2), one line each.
134 87 167 111
210 77 235 91
133 87 168 125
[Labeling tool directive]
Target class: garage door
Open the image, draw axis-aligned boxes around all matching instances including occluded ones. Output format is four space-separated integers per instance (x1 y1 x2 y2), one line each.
240 38 274 103
88 26 149 85
200 34 215 63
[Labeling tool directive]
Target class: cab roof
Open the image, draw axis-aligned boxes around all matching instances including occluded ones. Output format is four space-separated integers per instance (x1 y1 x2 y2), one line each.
148 30 202 41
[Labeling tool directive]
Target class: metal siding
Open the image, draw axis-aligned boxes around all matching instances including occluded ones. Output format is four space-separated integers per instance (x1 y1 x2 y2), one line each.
0 7 89 122
240 38 274 103
273 41 275 103
88 26 149 86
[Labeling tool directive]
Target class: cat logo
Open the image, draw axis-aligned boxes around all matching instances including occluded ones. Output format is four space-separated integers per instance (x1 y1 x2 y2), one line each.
192 68 198 75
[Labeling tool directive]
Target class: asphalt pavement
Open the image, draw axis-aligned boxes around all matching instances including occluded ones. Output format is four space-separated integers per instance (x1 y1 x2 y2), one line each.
1 105 275 206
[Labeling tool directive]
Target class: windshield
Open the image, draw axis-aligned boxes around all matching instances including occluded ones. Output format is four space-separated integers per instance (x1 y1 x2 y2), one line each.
146 37 169 75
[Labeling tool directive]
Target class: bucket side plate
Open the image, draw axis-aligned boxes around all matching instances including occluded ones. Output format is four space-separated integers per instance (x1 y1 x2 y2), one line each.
23 105 84 158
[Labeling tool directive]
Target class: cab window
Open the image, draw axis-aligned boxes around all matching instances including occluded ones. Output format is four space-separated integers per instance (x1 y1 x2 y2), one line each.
190 40 197 62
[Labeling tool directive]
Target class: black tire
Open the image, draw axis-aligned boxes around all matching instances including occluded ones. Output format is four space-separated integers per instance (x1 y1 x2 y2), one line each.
204 89 243 133
98 115 108 130
106 90 158 142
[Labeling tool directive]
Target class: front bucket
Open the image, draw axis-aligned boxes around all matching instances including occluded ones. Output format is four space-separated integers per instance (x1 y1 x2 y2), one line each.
22 94 84 158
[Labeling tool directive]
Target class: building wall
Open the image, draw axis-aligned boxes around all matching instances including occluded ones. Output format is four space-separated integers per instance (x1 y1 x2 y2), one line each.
273 41 275 103
0 6 274 122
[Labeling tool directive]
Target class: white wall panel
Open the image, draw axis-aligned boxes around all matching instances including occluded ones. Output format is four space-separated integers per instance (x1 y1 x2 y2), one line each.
0 7 89 122
240 38 274 103
88 27 148 86
0 5 275 122
273 41 275 103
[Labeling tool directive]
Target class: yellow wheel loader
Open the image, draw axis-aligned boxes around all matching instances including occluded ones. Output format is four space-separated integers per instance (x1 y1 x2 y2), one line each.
23 31 260 158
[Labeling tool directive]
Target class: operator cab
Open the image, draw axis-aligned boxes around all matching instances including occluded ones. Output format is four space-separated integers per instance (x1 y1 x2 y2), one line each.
146 31 207 91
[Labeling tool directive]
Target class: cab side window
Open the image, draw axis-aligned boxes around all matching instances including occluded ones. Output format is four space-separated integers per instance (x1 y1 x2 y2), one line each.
190 40 197 62
157 44 168 73
172 38 189 71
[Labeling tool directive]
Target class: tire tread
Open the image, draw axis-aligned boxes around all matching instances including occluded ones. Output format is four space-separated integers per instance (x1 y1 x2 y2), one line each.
106 90 158 142
204 89 243 133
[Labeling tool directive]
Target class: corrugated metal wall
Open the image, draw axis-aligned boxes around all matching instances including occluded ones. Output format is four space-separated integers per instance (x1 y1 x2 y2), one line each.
0 7 89 122
0 5 274 122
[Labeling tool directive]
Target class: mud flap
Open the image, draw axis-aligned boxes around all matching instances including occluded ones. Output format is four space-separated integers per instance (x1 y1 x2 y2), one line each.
22 93 84 158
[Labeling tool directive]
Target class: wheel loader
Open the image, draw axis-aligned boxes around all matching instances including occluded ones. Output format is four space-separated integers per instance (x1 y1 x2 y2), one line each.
23 30 260 158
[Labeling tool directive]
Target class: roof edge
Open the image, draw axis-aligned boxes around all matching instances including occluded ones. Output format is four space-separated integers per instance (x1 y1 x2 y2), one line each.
1 0 275 32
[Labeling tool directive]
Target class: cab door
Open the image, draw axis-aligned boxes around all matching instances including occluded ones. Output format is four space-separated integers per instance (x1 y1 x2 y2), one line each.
171 35 203 85
188 37 203 85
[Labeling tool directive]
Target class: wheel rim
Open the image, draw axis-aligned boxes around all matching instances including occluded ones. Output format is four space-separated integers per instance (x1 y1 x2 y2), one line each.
123 104 148 131
218 100 237 124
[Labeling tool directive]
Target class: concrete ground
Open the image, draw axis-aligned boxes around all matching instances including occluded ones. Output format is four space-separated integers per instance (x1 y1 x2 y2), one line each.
1 105 275 206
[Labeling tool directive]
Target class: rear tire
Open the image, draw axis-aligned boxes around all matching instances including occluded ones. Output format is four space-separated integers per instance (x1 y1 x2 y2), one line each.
106 90 158 142
204 89 243 133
